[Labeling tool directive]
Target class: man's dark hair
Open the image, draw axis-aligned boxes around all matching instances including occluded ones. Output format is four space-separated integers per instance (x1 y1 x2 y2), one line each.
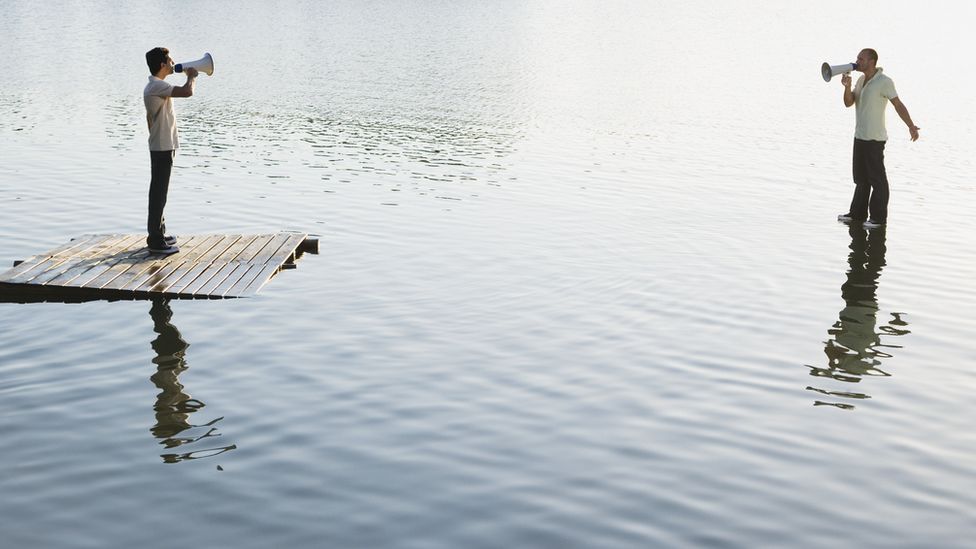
146 47 170 75
863 48 879 63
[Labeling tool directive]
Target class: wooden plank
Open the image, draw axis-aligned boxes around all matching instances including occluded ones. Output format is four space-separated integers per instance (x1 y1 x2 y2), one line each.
155 234 240 295
148 235 230 294
245 233 292 267
63 236 151 288
109 235 209 292
199 235 274 297
165 235 245 296
0 234 104 282
195 263 248 298
133 235 224 294
88 235 225 292
78 245 154 289
43 235 146 286
29 235 139 285
178 235 259 297
219 263 263 296
224 233 295 295
239 233 308 296
230 233 294 296
26 235 122 285
0 234 114 284
2 232 313 300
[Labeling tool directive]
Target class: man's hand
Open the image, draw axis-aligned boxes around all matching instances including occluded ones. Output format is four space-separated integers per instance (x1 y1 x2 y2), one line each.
841 73 854 107
890 97 918 141
171 68 198 98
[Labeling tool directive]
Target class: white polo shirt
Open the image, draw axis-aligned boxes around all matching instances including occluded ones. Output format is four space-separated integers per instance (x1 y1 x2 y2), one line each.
853 68 898 142
144 76 179 151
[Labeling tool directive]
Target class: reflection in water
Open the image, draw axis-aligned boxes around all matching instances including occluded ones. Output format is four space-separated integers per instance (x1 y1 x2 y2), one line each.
149 299 236 463
806 226 911 409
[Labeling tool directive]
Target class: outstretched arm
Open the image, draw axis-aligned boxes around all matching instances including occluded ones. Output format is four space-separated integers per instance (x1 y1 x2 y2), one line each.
890 97 919 141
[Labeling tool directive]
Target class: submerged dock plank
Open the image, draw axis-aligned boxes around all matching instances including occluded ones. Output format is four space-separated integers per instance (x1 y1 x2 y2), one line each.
0 232 314 302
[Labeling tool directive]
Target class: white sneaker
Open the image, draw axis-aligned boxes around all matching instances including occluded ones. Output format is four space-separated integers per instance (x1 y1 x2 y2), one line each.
863 218 886 229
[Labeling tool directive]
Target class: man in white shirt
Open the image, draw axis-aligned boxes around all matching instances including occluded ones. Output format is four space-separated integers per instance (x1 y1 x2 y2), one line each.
837 48 919 229
144 47 198 254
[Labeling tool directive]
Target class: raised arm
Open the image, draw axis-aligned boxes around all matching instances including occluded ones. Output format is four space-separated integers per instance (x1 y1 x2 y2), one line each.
841 73 855 107
890 96 919 141
170 67 198 98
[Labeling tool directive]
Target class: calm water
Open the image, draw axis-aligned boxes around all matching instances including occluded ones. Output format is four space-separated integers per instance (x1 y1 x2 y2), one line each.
2 1 975 547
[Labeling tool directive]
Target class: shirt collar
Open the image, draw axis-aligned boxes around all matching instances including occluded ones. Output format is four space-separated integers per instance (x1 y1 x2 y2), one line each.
861 67 884 85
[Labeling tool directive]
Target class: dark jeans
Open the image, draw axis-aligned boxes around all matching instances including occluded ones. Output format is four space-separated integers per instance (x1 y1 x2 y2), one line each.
148 150 174 247
848 138 888 222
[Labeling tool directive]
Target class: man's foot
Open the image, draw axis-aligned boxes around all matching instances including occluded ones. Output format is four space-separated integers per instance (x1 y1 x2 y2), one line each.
863 218 886 229
164 235 177 245
148 243 180 255
837 213 865 223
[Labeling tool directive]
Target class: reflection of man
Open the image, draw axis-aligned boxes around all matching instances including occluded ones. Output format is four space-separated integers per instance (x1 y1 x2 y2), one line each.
827 225 887 375
149 298 195 444
836 48 919 229
808 225 909 408
149 299 235 463
143 47 198 255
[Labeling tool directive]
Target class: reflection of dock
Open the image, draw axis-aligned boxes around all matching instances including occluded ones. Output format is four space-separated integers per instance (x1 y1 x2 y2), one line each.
0 233 317 302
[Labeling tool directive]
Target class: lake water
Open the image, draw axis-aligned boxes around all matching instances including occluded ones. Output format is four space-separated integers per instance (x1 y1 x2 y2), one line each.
2 1 975 547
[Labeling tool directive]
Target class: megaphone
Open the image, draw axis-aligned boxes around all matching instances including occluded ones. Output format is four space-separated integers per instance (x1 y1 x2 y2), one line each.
175 53 214 76
821 61 857 82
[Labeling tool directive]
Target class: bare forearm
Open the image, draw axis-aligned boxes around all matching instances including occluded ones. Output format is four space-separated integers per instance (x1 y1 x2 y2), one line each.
173 76 196 98
894 102 915 128
843 87 854 107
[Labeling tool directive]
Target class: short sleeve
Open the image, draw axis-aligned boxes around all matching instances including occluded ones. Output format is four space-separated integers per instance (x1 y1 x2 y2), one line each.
883 78 898 100
145 79 173 98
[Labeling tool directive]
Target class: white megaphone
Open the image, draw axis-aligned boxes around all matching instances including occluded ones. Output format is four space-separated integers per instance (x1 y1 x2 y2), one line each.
821 61 857 82
174 53 214 76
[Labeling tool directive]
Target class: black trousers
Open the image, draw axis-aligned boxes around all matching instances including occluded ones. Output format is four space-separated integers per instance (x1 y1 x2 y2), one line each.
148 150 174 247
849 138 889 222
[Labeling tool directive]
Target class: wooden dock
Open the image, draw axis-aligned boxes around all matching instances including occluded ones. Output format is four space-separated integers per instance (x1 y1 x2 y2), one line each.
0 233 318 303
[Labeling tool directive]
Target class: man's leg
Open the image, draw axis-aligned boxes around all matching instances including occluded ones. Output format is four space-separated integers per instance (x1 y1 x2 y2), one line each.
864 140 889 223
848 139 871 219
148 150 174 248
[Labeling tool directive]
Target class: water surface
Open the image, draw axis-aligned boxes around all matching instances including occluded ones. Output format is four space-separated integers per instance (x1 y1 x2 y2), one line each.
2 1 975 547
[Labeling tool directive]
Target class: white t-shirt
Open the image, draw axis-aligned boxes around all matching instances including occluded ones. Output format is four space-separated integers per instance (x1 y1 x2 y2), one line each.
144 76 178 151
853 68 898 142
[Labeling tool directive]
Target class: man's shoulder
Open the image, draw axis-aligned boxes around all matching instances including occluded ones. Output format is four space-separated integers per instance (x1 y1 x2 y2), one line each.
872 69 894 84
877 72 897 95
144 76 173 97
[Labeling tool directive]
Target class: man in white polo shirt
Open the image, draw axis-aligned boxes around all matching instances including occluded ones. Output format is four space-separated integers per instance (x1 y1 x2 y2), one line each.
144 47 198 254
837 48 919 229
